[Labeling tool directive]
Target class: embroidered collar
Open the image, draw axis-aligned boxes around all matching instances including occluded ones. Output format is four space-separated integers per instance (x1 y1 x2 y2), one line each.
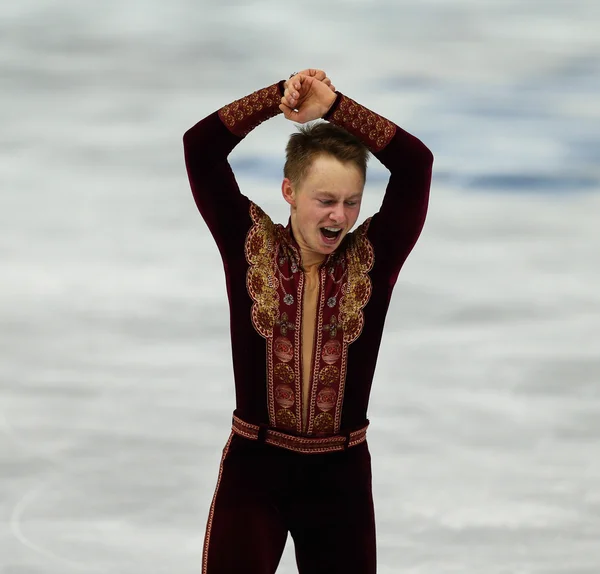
284 218 348 271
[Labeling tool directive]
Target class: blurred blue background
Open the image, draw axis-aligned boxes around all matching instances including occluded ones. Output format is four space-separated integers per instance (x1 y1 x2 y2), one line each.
1 1 599 572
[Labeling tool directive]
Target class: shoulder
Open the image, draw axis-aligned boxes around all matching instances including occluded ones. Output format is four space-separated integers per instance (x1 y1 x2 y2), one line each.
337 217 374 272
245 202 290 261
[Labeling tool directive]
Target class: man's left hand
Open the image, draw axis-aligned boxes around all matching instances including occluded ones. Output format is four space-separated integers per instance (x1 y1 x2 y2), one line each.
280 69 337 124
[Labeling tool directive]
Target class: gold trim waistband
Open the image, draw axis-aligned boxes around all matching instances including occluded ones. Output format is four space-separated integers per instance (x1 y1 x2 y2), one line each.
231 413 368 455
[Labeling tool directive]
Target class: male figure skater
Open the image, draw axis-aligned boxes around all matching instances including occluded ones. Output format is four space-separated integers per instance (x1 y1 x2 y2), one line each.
183 68 433 573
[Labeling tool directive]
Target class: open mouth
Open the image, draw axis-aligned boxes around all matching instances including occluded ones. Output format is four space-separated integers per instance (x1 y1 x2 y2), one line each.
320 227 343 244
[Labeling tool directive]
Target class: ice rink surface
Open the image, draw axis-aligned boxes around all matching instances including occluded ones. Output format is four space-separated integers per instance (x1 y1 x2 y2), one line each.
1 1 600 572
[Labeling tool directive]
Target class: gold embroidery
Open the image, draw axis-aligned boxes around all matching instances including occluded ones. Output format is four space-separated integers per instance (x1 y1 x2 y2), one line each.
322 314 339 338
274 385 295 408
276 408 297 429
245 204 279 337
339 219 374 343
231 414 369 454
313 412 334 433
306 267 328 434
245 203 375 436
276 312 295 336
274 363 294 384
316 388 337 412
321 339 342 364
218 84 281 137
331 96 396 152
319 365 339 386
202 432 234 574
292 274 304 433
274 336 294 362
246 203 303 432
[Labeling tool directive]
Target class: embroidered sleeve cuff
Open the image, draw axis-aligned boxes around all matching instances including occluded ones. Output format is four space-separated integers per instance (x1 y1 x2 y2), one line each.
324 93 397 153
218 81 285 138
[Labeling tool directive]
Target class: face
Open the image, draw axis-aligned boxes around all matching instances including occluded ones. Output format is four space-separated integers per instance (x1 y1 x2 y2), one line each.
282 154 364 259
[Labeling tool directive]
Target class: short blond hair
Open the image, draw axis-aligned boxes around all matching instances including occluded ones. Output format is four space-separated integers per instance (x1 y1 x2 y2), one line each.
283 121 369 187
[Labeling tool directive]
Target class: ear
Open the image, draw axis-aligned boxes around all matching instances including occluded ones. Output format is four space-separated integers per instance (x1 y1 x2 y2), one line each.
281 178 296 207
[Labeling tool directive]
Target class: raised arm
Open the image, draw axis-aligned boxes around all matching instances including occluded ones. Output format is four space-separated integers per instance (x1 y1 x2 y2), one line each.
183 82 284 259
324 93 434 283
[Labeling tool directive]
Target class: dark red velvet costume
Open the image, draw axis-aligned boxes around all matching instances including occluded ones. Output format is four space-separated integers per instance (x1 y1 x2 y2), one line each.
184 80 433 574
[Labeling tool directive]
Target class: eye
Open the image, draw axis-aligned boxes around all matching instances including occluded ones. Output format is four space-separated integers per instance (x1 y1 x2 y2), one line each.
345 201 357 207
319 200 333 205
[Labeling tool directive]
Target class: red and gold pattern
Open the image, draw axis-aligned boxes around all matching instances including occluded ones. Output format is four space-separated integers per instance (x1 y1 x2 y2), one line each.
319 365 339 386
276 408 297 430
245 211 280 339
218 82 282 138
245 202 374 436
202 432 234 573
274 363 294 384
274 385 295 409
313 412 335 434
327 94 397 153
339 223 375 343
274 337 294 362
322 339 342 365
316 388 337 412
231 414 369 455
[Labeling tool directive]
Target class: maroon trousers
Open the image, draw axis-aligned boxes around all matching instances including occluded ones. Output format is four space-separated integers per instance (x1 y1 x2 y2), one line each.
202 434 377 573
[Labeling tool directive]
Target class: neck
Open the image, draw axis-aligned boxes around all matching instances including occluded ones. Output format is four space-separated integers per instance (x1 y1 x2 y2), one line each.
289 214 326 269
301 249 326 269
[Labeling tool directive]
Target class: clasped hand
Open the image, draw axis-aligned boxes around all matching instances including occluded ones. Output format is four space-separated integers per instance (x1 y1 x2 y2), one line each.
279 69 337 124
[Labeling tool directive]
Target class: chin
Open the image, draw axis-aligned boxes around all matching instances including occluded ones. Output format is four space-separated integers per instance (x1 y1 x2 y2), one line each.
318 238 343 254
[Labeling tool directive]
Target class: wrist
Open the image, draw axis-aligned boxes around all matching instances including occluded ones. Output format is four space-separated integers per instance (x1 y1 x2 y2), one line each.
218 82 282 137
322 91 337 116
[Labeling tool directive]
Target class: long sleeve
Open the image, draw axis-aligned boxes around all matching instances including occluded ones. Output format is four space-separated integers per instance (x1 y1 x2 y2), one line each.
183 81 284 260
324 93 434 285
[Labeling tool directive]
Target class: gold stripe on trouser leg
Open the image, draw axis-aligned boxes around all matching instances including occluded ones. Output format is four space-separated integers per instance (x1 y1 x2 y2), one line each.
201 432 234 574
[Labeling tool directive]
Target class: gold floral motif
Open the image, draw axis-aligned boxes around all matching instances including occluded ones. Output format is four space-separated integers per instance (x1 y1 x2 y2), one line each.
319 365 340 386
322 314 338 339
218 83 281 137
339 219 374 343
245 204 280 337
276 408 297 429
274 363 294 384
331 95 396 152
245 202 375 436
245 202 304 431
313 412 334 434
276 312 295 336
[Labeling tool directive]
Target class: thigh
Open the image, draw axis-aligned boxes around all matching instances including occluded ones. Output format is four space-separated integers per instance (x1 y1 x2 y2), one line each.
291 443 377 574
202 434 289 574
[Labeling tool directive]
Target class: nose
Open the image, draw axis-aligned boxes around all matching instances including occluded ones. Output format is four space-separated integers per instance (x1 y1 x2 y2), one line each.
329 203 345 224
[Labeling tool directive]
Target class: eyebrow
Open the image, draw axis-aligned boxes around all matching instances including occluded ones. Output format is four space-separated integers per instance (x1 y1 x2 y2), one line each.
316 191 363 200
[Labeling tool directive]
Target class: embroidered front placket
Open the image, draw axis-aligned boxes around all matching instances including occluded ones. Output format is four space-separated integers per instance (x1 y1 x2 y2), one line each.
246 203 374 436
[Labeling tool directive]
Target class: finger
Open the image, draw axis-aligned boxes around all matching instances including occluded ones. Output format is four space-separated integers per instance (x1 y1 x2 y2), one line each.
287 74 301 91
279 103 299 121
284 86 298 100
283 90 298 108
292 74 308 90
298 68 324 81
323 77 331 86
281 93 299 109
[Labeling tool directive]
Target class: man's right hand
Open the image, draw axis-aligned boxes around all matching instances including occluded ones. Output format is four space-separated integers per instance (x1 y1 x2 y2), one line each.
280 69 337 124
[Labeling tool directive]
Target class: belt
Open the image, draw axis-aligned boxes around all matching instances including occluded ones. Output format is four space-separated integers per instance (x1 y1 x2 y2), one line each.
231 413 369 455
